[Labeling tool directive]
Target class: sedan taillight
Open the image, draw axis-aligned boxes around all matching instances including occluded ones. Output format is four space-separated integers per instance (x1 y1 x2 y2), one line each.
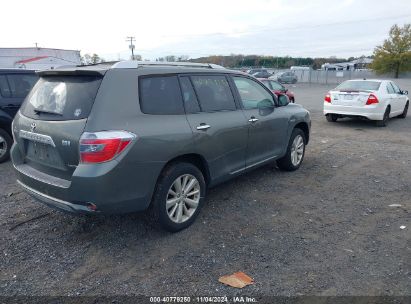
366 94 379 105
79 131 136 164
324 93 331 103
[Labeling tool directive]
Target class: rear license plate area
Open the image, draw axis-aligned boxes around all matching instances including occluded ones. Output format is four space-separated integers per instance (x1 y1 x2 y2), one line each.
25 141 61 167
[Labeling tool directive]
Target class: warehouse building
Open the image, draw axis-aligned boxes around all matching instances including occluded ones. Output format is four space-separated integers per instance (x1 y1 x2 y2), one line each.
0 47 81 70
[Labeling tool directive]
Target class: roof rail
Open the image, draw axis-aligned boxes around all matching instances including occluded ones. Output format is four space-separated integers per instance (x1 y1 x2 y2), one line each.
111 61 225 69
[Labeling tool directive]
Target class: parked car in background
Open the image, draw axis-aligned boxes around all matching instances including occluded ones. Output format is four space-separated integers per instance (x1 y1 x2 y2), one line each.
252 70 272 78
258 78 296 103
324 79 409 127
0 69 38 163
271 71 298 84
11 61 311 232
247 68 272 78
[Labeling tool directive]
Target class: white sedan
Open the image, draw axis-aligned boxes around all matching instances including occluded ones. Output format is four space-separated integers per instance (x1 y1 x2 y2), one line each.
323 79 409 126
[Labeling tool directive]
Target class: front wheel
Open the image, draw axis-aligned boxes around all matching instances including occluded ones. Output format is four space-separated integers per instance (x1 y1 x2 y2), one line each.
0 129 12 164
150 162 206 232
398 101 409 119
277 128 306 171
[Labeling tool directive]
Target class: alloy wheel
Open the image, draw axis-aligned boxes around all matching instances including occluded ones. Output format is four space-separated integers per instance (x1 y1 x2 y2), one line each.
0 135 7 158
290 135 304 166
166 174 200 223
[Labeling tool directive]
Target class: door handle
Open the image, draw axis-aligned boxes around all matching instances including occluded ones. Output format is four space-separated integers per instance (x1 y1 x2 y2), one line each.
196 123 211 131
248 117 259 123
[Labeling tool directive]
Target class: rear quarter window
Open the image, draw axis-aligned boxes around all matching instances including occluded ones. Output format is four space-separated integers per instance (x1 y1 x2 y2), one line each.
20 75 102 121
139 76 184 115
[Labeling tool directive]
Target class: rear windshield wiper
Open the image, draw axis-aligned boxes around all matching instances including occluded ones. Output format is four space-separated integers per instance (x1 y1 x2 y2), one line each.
33 109 63 116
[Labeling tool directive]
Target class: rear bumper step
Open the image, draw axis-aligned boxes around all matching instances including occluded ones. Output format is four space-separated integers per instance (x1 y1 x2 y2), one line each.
17 180 95 214
14 164 71 189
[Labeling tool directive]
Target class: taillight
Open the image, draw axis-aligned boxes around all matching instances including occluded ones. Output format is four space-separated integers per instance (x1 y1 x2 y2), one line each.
324 93 331 103
366 94 379 105
79 131 136 164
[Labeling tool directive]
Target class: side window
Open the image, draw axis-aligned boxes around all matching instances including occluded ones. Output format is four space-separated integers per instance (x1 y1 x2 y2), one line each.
180 76 200 113
139 76 184 115
6 74 38 98
0 75 11 97
233 77 275 110
386 83 395 94
191 75 236 112
391 82 401 94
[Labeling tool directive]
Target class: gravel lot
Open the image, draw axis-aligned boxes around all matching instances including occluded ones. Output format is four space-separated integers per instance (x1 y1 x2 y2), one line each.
0 80 410 297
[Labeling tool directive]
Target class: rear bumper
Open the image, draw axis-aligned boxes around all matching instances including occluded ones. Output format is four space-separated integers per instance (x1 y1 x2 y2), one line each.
18 180 92 214
11 144 164 214
323 102 384 120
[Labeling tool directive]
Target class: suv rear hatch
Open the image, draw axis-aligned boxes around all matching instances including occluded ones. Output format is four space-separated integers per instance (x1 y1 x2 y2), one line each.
14 70 104 182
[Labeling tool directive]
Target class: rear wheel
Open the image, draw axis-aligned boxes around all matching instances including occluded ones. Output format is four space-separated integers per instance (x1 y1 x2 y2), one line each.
277 128 306 171
398 101 409 119
326 114 338 122
0 129 12 163
150 162 205 232
376 106 390 127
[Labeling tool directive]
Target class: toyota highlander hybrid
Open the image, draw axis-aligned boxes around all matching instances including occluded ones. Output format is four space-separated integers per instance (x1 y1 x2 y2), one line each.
11 61 311 231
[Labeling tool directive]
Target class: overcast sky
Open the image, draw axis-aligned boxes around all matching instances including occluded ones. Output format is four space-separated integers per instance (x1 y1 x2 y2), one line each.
1 0 410 60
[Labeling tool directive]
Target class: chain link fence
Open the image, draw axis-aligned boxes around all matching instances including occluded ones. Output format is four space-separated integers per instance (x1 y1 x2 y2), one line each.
240 67 411 85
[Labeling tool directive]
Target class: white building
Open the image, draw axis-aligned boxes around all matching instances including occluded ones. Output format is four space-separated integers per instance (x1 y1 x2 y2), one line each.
0 47 81 70
321 57 373 71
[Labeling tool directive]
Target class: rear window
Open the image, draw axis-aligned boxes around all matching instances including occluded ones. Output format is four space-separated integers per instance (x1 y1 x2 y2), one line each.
21 76 102 121
191 75 236 112
0 74 38 98
139 76 184 115
336 80 381 91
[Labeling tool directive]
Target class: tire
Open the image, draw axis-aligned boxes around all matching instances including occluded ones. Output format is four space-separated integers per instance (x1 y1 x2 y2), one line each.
376 106 390 127
398 101 409 119
326 114 338 122
277 128 306 171
150 162 206 232
0 128 12 164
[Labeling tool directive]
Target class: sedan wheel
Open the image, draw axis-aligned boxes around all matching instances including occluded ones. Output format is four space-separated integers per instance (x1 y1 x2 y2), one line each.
166 174 200 224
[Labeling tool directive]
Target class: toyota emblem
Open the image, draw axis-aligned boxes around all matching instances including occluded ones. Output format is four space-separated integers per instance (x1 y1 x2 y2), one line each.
30 122 36 132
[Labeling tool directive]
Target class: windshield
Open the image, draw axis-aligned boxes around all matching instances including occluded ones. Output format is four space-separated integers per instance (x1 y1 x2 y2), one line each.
21 75 102 121
336 80 381 92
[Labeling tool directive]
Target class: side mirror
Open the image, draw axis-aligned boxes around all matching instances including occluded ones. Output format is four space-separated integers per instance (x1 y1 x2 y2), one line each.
278 94 290 106
257 99 275 109
402 90 408 95
257 99 275 116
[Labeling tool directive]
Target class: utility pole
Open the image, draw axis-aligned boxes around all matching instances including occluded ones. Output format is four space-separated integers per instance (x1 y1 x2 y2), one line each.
34 42 39 48
126 36 135 60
